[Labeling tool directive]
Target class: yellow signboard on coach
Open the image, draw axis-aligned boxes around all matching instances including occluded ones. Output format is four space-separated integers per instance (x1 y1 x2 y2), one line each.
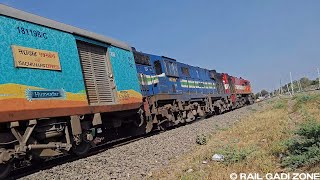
11 45 61 71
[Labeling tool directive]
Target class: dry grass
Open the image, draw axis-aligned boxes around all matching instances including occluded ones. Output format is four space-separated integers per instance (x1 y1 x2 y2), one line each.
152 92 320 180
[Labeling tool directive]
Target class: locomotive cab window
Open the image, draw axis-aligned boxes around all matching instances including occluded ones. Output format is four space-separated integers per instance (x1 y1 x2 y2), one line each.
154 60 163 75
133 52 151 66
164 60 178 77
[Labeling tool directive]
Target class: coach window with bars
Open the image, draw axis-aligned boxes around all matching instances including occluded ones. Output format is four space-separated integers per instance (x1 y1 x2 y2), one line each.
164 60 178 77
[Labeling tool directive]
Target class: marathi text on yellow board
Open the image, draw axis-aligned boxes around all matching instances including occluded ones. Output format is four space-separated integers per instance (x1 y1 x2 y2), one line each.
11 45 61 71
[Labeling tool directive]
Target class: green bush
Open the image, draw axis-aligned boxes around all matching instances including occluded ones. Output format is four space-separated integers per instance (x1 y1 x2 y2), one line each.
296 120 320 140
216 145 256 164
270 141 288 157
292 94 320 111
294 94 320 105
273 100 286 109
294 94 313 104
196 134 208 145
281 120 320 169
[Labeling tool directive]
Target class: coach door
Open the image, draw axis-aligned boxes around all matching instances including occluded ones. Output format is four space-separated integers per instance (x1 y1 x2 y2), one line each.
77 41 115 105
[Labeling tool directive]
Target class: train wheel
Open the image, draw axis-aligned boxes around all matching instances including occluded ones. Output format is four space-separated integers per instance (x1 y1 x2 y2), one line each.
72 141 91 156
31 153 46 164
175 113 183 125
198 114 206 120
72 134 91 156
214 106 221 115
0 162 12 180
158 121 169 131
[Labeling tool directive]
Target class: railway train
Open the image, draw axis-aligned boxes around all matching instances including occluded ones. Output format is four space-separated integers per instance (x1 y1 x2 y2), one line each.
0 4 254 178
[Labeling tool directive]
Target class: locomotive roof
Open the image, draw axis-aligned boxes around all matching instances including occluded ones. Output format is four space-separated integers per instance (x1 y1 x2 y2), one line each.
0 4 131 51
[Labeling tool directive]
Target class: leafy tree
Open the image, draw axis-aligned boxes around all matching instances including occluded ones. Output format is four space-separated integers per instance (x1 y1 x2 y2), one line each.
260 89 269 97
300 77 311 89
311 78 319 86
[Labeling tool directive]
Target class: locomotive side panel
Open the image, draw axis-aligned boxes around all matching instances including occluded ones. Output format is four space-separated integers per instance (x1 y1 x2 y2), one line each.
108 46 143 104
136 64 156 97
0 15 88 122
75 36 143 107
135 52 162 97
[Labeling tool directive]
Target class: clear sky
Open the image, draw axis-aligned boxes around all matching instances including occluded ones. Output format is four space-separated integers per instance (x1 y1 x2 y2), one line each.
1 0 319 92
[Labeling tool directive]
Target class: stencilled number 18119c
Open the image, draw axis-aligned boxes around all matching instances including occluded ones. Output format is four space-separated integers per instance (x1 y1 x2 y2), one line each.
17 26 47 39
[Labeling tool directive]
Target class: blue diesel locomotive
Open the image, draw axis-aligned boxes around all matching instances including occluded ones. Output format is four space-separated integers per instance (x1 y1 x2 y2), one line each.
133 50 254 132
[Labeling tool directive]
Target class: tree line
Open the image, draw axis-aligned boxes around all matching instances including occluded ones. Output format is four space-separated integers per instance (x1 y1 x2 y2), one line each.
256 77 320 98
